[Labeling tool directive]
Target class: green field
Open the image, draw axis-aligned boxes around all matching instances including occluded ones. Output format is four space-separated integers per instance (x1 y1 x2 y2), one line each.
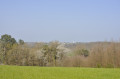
0 65 120 79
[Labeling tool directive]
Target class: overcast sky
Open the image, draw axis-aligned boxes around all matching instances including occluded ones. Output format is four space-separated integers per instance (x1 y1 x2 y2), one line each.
0 0 120 42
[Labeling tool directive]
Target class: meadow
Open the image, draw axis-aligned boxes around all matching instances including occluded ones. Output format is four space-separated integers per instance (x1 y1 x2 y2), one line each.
0 65 120 79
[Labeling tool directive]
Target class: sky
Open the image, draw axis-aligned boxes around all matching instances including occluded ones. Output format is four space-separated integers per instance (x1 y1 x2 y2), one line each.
0 0 120 42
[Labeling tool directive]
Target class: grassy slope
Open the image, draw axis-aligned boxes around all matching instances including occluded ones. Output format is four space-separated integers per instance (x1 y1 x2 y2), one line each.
0 65 120 79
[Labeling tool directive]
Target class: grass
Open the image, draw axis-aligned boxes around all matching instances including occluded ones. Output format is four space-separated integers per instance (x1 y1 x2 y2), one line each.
0 65 120 79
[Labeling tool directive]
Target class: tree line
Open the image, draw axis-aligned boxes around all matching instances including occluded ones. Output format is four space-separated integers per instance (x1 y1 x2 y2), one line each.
0 34 120 68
